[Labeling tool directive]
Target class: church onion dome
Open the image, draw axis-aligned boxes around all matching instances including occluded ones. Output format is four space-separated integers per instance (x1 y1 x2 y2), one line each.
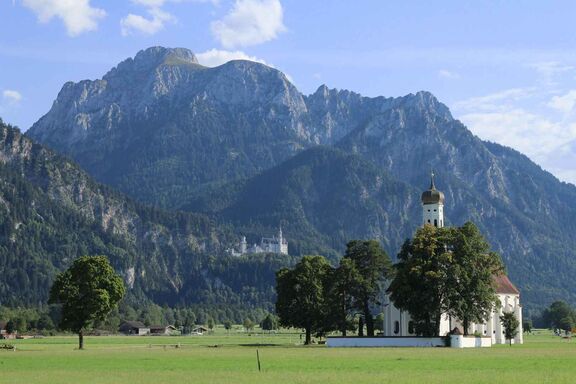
421 173 445 205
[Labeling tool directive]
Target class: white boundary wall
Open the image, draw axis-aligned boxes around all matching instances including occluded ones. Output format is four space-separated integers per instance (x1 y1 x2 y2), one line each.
450 335 492 348
327 336 492 348
327 337 445 348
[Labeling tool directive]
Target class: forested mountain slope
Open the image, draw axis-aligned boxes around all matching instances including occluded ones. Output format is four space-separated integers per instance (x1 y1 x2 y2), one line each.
0 119 293 313
26 47 576 314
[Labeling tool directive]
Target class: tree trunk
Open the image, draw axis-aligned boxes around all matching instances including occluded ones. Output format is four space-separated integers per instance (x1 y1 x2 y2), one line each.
509 338 512 347
305 326 311 345
341 328 347 337
78 329 84 350
358 316 364 337
463 319 469 336
364 302 374 337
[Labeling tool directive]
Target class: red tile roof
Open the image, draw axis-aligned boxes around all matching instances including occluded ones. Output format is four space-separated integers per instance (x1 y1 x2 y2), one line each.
493 274 520 295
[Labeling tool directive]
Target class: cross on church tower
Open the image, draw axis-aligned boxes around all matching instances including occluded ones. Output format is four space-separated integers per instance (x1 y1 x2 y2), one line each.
421 171 445 228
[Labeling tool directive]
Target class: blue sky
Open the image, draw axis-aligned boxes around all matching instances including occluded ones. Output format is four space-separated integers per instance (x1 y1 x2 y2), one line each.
1 1 576 185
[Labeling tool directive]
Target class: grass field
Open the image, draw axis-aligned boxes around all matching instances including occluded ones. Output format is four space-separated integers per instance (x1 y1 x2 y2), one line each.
1 329 574 383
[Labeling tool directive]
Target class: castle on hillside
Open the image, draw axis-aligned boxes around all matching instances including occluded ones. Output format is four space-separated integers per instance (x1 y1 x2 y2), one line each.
381 174 523 345
230 227 288 256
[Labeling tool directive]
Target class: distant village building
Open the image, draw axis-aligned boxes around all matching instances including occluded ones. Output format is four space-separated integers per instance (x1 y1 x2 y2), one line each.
149 325 179 336
231 227 289 256
191 326 209 335
119 321 150 336
381 174 523 345
0 321 16 340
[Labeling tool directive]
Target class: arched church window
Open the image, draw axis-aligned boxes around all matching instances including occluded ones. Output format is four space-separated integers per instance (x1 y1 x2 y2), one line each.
434 219 438 227
428 219 431 223
408 321 414 334
394 321 400 334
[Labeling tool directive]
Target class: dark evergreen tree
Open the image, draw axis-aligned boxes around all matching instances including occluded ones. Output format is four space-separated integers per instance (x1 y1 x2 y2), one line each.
342 240 392 337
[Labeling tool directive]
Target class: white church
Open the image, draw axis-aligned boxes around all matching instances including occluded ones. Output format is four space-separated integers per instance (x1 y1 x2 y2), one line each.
329 175 523 348
381 175 523 345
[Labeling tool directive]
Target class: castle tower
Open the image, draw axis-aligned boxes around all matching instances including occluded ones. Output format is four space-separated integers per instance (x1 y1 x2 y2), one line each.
421 172 445 228
240 236 247 254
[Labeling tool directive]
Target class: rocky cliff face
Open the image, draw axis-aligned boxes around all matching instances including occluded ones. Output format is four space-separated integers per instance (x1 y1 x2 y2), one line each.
28 47 311 207
26 47 576 313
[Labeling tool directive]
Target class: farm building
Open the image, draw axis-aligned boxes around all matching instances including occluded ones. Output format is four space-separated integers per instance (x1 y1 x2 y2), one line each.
191 326 209 335
0 321 16 340
119 321 150 336
150 325 179 335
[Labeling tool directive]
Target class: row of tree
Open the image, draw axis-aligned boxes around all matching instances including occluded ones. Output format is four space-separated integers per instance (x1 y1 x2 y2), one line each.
275 222 506 344
276 239 392 344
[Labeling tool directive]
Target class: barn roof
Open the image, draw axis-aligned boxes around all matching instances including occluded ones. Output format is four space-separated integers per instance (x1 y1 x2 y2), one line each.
120 320 146 328
493 274 520 295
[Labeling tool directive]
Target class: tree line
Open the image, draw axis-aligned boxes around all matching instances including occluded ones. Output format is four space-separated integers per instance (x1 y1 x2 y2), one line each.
276 222 507 344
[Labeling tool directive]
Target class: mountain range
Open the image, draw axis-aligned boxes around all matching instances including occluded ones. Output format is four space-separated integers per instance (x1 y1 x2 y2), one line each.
10 46 576 316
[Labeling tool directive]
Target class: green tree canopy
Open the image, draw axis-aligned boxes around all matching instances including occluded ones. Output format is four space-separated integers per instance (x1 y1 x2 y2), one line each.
388 222 503 336
49 255 125 349
542 301 576 331
343 240 392 337
260 313 278 331
445 222 504 334
388 225 453 336
500 311 520 346
275 255 333 344
325 257 361 336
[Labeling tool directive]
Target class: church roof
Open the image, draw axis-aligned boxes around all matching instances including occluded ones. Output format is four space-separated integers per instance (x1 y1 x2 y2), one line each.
421 172 445 205
493 274 520 295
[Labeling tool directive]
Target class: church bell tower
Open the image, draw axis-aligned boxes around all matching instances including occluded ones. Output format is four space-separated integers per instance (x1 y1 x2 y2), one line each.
421 172 445 228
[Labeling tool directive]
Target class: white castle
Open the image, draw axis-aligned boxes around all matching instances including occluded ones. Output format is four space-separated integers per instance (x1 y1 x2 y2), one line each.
232 227 288 256
381 174 523 344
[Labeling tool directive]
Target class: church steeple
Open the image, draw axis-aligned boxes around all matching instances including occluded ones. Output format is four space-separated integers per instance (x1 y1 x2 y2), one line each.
421 171 445 228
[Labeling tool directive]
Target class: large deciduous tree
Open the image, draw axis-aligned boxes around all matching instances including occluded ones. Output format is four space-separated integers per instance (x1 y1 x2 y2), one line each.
275 255 332 344
326 257 361 336
446 222 504 335
388 225 453 336
343 240 392 337
542 301 576 331
388 222 503 336
49 255 125 350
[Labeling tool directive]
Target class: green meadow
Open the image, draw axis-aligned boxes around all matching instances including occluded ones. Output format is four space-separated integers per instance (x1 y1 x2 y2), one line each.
1 330 574 384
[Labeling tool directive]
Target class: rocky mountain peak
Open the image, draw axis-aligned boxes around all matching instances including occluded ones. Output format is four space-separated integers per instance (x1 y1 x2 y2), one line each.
104 47 200 80
397 91 453 121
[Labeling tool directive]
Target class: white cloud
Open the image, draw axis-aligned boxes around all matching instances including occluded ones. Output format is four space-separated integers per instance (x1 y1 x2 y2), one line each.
438 69 460 80
453 88 535 112
131 0 219 6
22 0 106 36
2 90 22 105
454 88 576 185
121 8 174 36
529 61 574 77
459 109 576 161
211 0 286 48
196 48 270 67
196 48 294 83
547 90 576 114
